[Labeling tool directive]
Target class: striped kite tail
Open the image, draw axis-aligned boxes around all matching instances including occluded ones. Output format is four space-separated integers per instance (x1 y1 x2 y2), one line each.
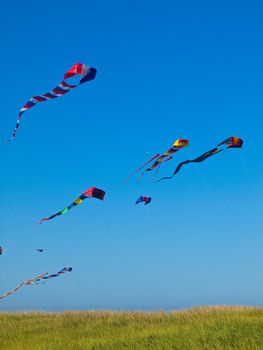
6 112 24 143
7 80 76 142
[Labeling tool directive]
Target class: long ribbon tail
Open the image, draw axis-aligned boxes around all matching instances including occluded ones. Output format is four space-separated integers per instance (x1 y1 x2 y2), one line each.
30 267 72 285
173 160 192 175
127 153 160 180
161 155 173 163
157 148 223 182
153 155 174 177
24 272 48 285
137 154 173 182
37 218 49 225
0 272 47 300
188 148 222 163
157 160 192 182
7 80 77 142
153 163 161 177
37 194 87 224
156 175 174 183
0 282 25 300
7 64 97 142
144 147 180 174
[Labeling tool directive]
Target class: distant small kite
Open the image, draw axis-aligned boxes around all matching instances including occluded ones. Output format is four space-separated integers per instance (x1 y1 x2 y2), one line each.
157 137 243 182
135 196 152 205
8 63 97 141
38 187 106 224
0 247 2 255
36 249 44 253
0 272 47 300
128 139 189 181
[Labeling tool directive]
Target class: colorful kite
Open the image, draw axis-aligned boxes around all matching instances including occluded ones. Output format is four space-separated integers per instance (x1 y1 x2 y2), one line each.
38 187 106 224
25 267 72 285
135 196 152 205
0 272 47 300
128 139 189 181
8 63 97 141
0 268 72 300
157 137 243 182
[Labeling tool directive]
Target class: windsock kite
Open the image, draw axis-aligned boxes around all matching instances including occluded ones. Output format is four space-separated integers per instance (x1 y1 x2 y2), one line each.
128 139 189 181
157 137 243 182
8 63 97 141
38 187 106 224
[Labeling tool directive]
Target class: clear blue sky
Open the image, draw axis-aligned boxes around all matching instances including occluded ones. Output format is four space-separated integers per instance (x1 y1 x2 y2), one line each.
1 0 263 311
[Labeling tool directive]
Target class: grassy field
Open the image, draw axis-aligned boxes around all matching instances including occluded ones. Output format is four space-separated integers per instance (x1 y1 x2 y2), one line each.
1 306 263 349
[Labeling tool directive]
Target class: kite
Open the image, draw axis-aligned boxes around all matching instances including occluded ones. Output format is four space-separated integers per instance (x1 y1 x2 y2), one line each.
38 187 106 224
128 139 189 181
135 196 152 205
25 267 72 285
0 247 2 255
0 272 47 300
0 268 72 300
8 63 97 141
36 249 44 253
157 136 243 182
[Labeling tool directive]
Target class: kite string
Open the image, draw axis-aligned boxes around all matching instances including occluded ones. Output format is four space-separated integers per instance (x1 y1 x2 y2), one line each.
194 164 262 271
70 278 85 300
238 154 258 180
145 201 161 261
194 165 233 227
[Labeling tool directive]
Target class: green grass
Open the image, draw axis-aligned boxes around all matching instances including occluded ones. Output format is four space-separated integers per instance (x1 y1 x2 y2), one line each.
1 306 263 349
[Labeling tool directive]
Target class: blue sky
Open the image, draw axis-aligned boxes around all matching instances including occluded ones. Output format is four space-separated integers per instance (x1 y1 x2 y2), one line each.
1 0 263 310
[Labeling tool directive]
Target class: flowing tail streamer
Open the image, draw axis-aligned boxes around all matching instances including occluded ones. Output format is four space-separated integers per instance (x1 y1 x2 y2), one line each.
128 139 189 182
25 267 72 285
38 187 106 224
0 272 47 300
7 63 97 142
